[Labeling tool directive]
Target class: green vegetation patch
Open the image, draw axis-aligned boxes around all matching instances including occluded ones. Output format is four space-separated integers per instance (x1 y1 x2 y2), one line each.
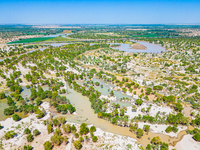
45 36 77 42
7 37 54 44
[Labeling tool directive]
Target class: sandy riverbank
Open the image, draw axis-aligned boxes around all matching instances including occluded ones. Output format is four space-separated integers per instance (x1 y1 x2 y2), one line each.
175 134 200 150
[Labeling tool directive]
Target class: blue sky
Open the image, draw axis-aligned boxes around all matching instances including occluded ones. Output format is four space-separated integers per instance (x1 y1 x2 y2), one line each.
0 0 200 24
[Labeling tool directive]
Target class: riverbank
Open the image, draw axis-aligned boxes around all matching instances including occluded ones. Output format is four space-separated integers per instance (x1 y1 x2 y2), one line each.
175 134 200 150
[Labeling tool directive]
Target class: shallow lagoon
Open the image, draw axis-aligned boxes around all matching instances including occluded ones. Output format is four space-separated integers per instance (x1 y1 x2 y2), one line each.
111 41 166 53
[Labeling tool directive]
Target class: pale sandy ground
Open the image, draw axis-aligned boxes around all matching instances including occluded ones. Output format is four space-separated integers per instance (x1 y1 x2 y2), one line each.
100 95 117 102
137 122 187 137
125 103 188 137
131 43 147 50
126 103 174 119
0 102 51 150
175 135 200 150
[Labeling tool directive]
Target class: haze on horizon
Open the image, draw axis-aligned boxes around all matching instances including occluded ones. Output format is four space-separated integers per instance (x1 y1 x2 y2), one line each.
1 0 200 25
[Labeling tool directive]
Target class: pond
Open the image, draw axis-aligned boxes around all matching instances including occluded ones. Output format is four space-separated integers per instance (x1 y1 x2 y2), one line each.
0 85 50 121
110 41 166 53
91 78 133 106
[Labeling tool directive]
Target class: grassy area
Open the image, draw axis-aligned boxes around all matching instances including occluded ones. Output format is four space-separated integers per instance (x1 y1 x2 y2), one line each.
45 36 77 42
7 36 77 44
132 34 158 38
7 37 54 44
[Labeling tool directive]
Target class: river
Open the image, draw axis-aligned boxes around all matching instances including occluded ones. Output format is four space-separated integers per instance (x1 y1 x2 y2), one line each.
56 86 190 148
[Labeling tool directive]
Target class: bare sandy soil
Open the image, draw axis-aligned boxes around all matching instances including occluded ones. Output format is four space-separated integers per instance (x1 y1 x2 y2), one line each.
130 43 147 50
175 135 200 150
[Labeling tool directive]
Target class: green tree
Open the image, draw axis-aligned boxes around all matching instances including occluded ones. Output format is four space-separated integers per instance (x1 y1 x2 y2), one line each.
23 145 33 150
174 103 183 112
146 144 151 150
136 128 144 138
71 124 77 132
47 124 53 134
27 133 34 142
165 126 172 133
151 136 161 145
79 136 84 142
33 129 40 136
143 125 150 134
0 92 6 99
43 141 52 150
90 126 96 133
4 130 15 140
75 133 79 138
63 124 71 133
73 140 82 150
110 90 114 96
135 99 143 106
92 136 98 142
24 128 31 134
79 123 89 135
160 142 169 150
130 123 138 133
50 134 64 146
12 114 21 121
193 133 200 142
120 109 125 116
7 96 14 106
52 119 60 127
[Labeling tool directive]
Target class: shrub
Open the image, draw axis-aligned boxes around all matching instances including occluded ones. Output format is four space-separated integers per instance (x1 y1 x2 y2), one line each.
92 136 98 142
33 129 40 136
193 133 200 142
27 133 34 142
64 136 68 143
4 108 14 116
47 124 53 134
12 114 21 121
53 119 60 126
4 130 15 140
71 124 77 132
79 123 89 135
0 92 6 99
44 141 52 150
79 136 84 142
160 142 169 150
135 99 143 106
73 140 82 150
75 133 79 138
23 145 33 150
136 128 144 138
151 136 161 145
63 124 71 133
146 144 151 150
165 126 172 133
143 125 150 134
90 126 96 133
50 134 64 146
24 128 31 134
